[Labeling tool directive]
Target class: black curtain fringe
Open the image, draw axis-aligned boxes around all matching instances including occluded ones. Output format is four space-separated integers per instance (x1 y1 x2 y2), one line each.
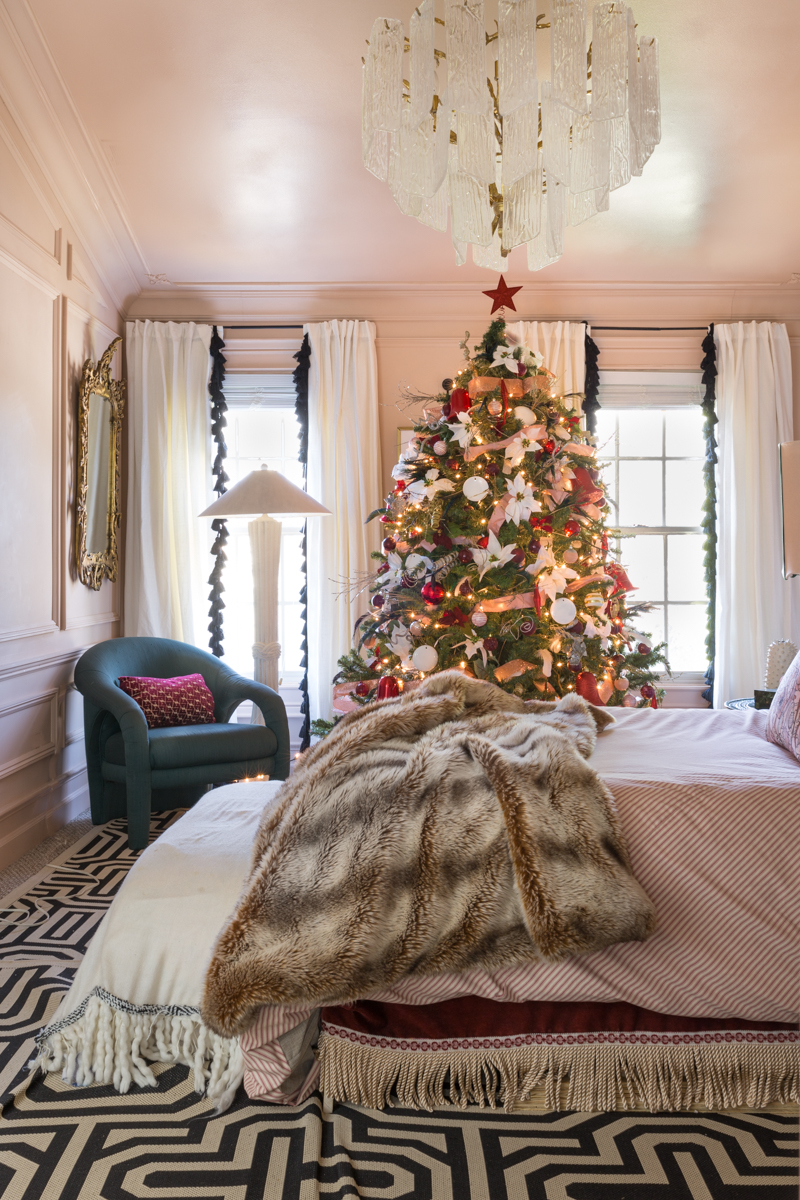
293 333 312 751
208 327 228 657
583 326 600 433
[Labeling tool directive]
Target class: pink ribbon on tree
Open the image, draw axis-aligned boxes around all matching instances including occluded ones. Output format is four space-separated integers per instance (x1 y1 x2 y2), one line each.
478 590 540 613
463 424 547 463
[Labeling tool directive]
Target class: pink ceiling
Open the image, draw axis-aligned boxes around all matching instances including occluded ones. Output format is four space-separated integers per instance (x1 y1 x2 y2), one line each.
27 0 800 286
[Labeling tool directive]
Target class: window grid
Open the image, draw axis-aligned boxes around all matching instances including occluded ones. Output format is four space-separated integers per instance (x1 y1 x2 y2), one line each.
597 407 706 672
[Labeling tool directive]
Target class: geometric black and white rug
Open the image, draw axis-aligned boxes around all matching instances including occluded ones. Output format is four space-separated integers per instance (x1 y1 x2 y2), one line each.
0 815 797 1199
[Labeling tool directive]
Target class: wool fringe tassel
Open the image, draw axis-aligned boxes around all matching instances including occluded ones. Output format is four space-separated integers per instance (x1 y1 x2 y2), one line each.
319 1034 799 1113
36 995 243 1111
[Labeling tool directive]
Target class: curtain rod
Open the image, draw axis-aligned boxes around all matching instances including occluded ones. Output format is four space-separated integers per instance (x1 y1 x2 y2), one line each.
589 325 710 331
222 324 304 330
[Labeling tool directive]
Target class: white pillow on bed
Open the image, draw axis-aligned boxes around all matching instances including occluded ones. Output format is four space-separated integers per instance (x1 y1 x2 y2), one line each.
765 649 800 761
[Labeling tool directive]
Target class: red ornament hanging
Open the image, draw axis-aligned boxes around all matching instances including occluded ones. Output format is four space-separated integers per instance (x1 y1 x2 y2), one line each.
510 547 526 565
563 519 581 537
379 513 393 524
449 388 471 415
477 535 490 548
483 636 499 652
372 593 384 607
421 580 445 604
401 573 417 589
457 548 474 564
519 618 536 635
382 536 396 552
394 480 406 493
541 438 556 455
447 459 460 470
576 671 604 706
640 684 656 699
376 675 400 700
376 562 389 575
355 681 371 697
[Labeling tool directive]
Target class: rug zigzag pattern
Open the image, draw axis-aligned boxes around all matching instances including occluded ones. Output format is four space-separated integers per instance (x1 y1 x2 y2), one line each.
0 812 797 1199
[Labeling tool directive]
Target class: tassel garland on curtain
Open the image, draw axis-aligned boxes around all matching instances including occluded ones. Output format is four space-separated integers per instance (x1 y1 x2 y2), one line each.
583 327 601 433
700 324 718 706
293 334 312 751
208 327 228 657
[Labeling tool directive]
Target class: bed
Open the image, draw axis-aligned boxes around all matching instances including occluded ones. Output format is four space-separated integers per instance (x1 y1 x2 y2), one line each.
36 705 800 1112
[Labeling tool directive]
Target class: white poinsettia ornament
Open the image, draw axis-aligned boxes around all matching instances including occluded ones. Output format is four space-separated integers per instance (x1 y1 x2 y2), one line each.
504 473 541 525
472 530 517 580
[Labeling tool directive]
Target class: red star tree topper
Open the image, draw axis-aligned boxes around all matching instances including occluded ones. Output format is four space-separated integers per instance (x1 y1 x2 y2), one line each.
482 274 523 314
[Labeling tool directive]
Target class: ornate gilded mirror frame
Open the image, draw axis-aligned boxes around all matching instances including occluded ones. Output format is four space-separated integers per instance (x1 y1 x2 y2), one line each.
75 337 125 589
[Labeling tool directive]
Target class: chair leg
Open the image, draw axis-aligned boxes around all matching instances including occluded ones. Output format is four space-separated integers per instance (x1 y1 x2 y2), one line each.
126 782 152 851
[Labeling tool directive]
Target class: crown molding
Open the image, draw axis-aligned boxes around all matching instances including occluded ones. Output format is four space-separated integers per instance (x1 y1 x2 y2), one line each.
0 0 147 310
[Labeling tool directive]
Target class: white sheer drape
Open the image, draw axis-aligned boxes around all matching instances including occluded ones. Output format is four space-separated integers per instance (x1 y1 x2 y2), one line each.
504 320 586 408
305 320 381 723
124 320 213 644
714 321 798 705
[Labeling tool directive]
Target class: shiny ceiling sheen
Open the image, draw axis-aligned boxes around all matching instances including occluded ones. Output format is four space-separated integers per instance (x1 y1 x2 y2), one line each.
28 0 800 285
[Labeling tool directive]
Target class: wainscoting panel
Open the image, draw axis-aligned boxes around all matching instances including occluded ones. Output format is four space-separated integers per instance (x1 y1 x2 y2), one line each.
0 690 57 781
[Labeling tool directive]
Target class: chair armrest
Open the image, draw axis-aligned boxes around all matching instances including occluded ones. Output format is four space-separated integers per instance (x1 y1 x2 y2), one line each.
215 677 291 780
75 670 151 775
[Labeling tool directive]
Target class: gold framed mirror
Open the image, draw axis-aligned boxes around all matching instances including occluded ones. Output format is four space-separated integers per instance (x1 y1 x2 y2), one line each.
76 337 125 589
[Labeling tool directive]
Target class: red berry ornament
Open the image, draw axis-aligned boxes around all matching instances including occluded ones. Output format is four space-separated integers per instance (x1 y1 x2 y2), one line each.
564 519 580 537
483 636 499 653
457 548 473 564
421 581 445 604
376 675 400 700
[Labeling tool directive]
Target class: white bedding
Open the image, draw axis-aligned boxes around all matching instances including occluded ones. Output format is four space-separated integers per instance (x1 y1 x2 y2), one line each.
38 707 800 1106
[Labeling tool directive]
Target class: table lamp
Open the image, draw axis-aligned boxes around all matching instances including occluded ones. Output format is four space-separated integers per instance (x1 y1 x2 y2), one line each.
199 465 330 700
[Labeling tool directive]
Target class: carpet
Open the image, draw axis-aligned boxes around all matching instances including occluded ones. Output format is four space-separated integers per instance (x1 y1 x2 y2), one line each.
0 813 797 1199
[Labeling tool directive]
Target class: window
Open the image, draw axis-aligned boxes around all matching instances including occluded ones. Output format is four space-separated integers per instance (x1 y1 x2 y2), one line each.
220 376 304 686
594 372 707 675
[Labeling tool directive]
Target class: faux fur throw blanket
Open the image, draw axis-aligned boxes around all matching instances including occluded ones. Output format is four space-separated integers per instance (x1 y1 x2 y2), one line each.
203 673 656 1038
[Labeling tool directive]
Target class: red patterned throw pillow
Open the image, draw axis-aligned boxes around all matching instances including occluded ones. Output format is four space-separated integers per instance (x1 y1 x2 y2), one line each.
117 674 216 730
765 650 800 761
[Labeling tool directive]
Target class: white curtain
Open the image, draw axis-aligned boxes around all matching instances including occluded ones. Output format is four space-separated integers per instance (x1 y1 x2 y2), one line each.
124 320 213 645
505 320 586 408
714 321 798 705
305 320 381 723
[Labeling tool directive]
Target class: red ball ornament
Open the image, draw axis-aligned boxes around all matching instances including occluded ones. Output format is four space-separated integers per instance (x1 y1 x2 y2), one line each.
483 636 499 653
640 684 656 699
510 546 526 565
372 593 384 607
376 562 389 574
449 387 471 415
382 536 396 552
401 573 417 589
638 643 651 656
421 581 445 604
376 675 400 700
576 670 604 706
442 401 452 417
379 513 393 524
447 459 460 470
566 620 584 634
458 548 474 564
528 536 541 555
433 528 453 549
484 462 500 476
519 618 536 635
564 519 580 537
541 438 556 455
394 480 406 493
477 536 490 548
355 681 371 697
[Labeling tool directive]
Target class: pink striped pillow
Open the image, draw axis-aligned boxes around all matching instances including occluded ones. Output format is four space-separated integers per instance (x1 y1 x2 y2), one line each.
765 651 800 760
118 673 216 730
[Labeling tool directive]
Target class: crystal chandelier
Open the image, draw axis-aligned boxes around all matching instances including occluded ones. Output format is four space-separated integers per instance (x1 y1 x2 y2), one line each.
362 0 660 270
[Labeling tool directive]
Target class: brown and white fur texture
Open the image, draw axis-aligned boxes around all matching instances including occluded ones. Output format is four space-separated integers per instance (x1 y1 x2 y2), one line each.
202 672 656 1038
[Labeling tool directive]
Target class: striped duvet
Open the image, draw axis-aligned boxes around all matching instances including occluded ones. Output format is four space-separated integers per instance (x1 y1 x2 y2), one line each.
241 706 800 1103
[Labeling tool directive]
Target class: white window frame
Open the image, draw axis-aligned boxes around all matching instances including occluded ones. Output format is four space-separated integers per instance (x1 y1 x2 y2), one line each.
596 370 708 691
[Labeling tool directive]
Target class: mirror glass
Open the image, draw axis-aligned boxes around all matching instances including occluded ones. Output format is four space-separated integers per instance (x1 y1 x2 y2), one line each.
85 392 112 554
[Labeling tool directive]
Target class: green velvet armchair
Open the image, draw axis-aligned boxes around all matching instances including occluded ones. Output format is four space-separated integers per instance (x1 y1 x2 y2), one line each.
75 637 291 849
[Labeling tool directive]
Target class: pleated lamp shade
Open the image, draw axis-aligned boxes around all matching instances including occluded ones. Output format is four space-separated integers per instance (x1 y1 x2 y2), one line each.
198 465 331 518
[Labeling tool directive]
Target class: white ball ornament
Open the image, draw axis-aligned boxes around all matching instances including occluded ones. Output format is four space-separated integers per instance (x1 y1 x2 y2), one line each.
471 610 488 627
614 677 630 691
513 406 536 425
433 440 447 455
462 476 490 502
563 548 578 564
412 644 439 672
550 597 577 626
409 621 423 637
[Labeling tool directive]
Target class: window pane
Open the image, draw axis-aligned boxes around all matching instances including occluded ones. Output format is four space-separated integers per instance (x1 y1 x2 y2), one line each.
667 533 706 601
665 459 704 527
618 460 662 526
617 408 662 457
666 604 707 672
620 534 664 601
665 406 704 458
594 409 617 458
597 461 617 513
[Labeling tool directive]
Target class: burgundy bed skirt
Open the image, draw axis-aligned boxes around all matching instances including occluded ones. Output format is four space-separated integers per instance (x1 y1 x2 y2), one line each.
318 997 799 1112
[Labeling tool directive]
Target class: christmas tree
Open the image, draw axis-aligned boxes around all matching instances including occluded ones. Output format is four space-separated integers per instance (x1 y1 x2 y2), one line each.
317 293 667 733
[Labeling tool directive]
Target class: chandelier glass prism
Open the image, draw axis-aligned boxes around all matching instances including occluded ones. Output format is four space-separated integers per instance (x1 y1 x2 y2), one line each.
362 0 660 270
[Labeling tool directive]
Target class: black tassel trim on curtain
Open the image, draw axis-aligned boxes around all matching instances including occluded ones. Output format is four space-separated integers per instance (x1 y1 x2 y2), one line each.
583 326 601 433
700 323 718 706
293 333 311 750
208 326 228 658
